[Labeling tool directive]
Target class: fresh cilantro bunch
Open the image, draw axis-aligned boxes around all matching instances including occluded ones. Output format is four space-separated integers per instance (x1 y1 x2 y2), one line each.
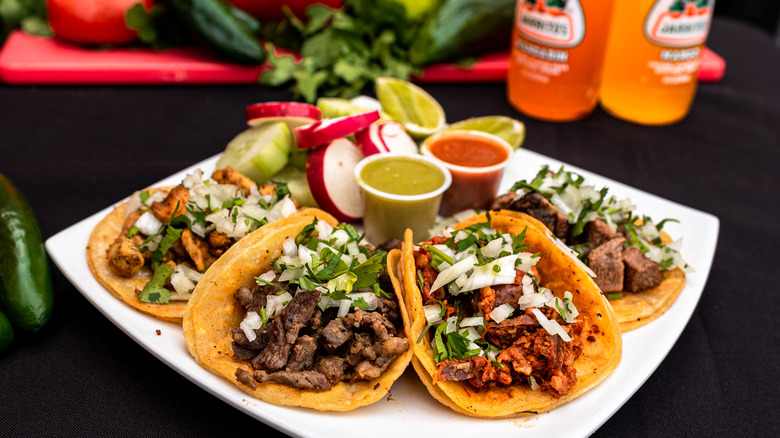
261 0 421 103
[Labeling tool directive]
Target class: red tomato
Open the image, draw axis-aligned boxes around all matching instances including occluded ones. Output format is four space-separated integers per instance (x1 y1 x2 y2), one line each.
47 0 154 45
225 0 342 22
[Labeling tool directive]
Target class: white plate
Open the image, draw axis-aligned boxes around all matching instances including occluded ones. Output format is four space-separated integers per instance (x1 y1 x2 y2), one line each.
45 149 719 438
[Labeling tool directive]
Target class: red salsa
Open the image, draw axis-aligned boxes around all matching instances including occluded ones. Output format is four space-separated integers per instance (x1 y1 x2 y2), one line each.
428 137 510 168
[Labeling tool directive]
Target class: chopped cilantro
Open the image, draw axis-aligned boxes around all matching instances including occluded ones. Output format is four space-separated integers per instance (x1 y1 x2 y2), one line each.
125 225 139 239
137 263 174 304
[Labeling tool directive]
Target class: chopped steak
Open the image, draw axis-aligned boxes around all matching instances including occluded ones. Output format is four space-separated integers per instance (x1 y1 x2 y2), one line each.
588 237 626 292
375 238 402 252
583 219 617 247
232 275 408 391
254 370 332 391
287 335 317 372
320 318 353 353
491 191 518 210
511 192 571 238
623 247 661 292
235 368 257 390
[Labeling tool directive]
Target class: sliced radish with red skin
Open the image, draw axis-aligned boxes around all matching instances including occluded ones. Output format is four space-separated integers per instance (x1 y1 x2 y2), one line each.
245 102 322 127
306 138 365 222
355 124 390 157
378 122 418 154
294 110 381 150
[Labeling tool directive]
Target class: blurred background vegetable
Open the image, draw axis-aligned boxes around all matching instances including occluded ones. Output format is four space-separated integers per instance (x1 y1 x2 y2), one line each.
47 0 151 44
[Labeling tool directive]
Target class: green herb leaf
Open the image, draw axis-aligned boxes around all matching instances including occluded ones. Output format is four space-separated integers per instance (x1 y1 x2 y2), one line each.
137 263 174 304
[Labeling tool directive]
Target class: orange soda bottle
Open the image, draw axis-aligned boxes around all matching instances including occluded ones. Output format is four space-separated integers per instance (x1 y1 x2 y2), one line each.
507 0 615 122
600 0 716 125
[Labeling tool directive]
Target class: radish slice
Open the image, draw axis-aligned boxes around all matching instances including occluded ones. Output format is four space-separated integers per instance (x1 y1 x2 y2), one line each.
246 102 322 127
294 110 381 150
378 121 418 154
355 124 390 157
306 138 365 222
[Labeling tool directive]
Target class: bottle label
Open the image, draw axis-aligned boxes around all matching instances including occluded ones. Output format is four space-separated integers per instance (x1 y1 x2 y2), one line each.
515 0 586 49
645 0 715 47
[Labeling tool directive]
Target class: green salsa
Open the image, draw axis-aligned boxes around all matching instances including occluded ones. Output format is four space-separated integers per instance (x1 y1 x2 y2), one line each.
360 157 445 196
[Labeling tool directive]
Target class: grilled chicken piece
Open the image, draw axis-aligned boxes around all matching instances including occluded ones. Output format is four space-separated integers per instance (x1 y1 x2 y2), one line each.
181 229 214 271
150 185 189 222
106 235 144 277
211 167 256 195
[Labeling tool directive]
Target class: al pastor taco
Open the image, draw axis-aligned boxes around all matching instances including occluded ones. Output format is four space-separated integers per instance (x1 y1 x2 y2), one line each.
492 165 690 331
400 212 621 417
183 215 413 411
87 166 331 323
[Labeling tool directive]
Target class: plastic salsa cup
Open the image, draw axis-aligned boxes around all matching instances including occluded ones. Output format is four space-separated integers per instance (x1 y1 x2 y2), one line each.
354 153 452 245
421 129 514 217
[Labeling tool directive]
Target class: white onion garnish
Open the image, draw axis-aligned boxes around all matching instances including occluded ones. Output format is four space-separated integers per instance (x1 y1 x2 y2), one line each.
278 267 303 282
460 316 484 327
282 238 298 257
489 303 515 323
133 212 162 236
337 298 352 317
531 308 571 342
239 311 263 342
266 292 292 317
528 376 540 391
459 254 518 292
430 254 478 293
480 238 504 259
256 270 276 285
444 316 458 334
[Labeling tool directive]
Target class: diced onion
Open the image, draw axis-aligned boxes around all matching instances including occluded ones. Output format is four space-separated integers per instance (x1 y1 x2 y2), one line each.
531 308 571 342
459 254 518 292
256 270 276 285
134 212 162 236
282 238 297 257
316 220 334 241
480 238 504 259
239 311 263 342
278 268 303 282
489 303 515 324
266 292 292 317
444 316 458 334
528 376 540 391
337 298 351 317
430 254 478 293
460 316 484 327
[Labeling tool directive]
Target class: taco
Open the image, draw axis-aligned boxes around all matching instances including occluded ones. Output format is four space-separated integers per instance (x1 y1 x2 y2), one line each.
87 166 331 323
400 212 621 417
183 215 413 411
492 165 689 331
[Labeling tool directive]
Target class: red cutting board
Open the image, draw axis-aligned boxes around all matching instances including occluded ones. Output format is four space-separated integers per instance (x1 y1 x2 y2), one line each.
0 31 726 85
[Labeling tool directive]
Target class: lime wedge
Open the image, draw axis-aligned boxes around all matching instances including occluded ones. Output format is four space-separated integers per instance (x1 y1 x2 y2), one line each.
375 77 446 139
216 121 292 184
316 98 372 119
446 116 526 150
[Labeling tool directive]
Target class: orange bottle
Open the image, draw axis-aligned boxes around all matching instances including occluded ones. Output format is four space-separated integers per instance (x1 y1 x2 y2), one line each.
507 0 615 122
600 0 716 125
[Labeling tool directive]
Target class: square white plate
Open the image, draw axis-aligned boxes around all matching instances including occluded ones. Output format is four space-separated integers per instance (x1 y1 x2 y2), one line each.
46 149 719 438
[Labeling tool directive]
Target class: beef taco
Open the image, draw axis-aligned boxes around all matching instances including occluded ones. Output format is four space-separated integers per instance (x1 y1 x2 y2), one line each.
87 166 331 323
493 165 690 331
400 212 621 417
183 215 413 411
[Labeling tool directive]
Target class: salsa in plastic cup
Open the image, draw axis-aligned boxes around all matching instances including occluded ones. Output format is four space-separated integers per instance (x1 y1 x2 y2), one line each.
421 130 514 217
354 153 452 244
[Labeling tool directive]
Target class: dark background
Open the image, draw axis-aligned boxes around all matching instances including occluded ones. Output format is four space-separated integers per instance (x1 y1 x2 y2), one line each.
715 0 780 35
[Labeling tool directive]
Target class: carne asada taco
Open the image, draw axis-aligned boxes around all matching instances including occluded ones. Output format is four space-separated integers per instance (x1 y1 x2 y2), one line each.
87 167 331 323
493 165 690 331
400 212 622 417
183 215 413 411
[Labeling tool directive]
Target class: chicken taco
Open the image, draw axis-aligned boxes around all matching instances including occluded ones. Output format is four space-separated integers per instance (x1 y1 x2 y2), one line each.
492 165 690 331
87 166 331 323
183 215 413 411
400 212 621 417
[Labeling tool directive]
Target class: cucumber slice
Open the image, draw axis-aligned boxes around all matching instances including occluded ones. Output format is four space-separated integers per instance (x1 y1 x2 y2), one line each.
216 122 293 184
272 166 317 208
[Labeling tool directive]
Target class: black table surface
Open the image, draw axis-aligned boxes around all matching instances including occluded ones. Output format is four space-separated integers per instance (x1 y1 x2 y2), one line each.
1 17 778 437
